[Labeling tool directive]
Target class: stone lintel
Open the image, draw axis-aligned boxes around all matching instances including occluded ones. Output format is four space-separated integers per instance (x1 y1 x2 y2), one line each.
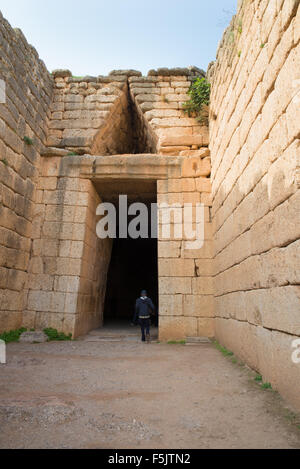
57 154 184 180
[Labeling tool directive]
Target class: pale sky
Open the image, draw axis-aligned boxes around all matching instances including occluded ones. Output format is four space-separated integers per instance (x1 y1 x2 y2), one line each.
1 0 237 76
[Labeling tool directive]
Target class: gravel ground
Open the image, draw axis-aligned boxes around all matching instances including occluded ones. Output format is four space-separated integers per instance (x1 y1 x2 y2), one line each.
0 327 300 449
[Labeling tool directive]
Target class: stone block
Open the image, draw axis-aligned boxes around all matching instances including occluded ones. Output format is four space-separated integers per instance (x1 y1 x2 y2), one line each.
197 318 215 338
159 316 185 341
159 295 183 316
159 258 195 277
19 331 48 343
159 277 192 294
183 295 214 318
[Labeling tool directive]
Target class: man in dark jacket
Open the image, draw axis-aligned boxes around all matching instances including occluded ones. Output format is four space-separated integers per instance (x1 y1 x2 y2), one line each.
134 290 155 343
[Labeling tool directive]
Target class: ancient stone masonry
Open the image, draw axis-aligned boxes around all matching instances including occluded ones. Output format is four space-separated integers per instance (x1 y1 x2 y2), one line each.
0 0 299 413
0 8 214 341
47 67 209 157
209 0 300 411
0 12 53 331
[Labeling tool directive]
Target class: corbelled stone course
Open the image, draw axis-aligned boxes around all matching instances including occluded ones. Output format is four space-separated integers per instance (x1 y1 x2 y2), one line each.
209 0 300 411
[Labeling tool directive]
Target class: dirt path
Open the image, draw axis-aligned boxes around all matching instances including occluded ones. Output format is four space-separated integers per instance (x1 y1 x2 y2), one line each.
1 327 300 449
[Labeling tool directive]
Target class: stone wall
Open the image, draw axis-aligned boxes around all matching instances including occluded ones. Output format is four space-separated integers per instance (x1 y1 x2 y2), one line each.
209 0 300 409
48 70 134 155
47 67 210 158
157 152 214 340
128 69 209 156
27 152 214 340
0 12 53 331
25 154 113 336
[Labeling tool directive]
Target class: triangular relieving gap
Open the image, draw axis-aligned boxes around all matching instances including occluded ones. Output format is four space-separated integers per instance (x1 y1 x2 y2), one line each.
127 83 158 154
90 80 158 156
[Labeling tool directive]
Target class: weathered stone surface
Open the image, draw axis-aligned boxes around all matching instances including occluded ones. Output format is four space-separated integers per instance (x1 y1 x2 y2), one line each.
0 4 299 414
52 69 72 79
109 69 142 77
210 0 300 411
19 331 48 343
0 339 5 364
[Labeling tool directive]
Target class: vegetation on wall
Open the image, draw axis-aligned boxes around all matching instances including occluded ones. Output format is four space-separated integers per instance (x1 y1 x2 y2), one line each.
182 77 211 125
43 328 72 341
0 328 27 343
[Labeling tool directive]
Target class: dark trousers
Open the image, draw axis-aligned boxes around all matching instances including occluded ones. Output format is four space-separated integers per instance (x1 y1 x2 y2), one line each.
139 318 150 341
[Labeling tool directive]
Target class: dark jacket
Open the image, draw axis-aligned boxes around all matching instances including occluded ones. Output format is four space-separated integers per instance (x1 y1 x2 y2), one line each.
134 297 155 322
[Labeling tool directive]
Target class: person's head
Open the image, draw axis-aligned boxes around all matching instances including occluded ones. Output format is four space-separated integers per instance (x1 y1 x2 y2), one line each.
141 290 147 298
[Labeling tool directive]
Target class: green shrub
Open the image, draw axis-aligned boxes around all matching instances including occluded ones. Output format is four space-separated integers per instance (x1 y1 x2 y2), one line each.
23 136 33 145
261 382 272 390
182 77 211 125
0 328 27 343
43 328 72 341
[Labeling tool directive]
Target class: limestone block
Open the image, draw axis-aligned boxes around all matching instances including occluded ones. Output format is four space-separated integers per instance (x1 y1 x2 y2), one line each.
160 146 189 155
159 316 185 341
27 291 52 312
131 87 161 96
151 118 194 128
183 192 201 204
214 319 260 372
281 0 299 30
159 277 192 294
158 241 181 259
192 277 214 295
201 193 213 206
54 276 80 293
180 148 210 158
21 311 36 330
135 94 161 103
27 274 54 292
184 317 198 337
195 258 214 276
160 135 204 146
163 94 189 102
157 179 181 194
64 293 78 314
158 192 183 205
35 312 65 332
156 127 192 138
0 311 22 333
197 318 215 338
159 258 195 277
182 157 211 178
19 331 48 343
183 295 214 318
159 295 183 316
181 239 213 259
295 3 300 44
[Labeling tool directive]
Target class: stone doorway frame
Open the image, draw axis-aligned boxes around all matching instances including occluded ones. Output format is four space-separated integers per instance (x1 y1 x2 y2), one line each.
30 152 213 341
32 154 183 338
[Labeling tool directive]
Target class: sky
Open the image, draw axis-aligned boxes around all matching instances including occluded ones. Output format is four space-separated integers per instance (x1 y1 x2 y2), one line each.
0 0 237 77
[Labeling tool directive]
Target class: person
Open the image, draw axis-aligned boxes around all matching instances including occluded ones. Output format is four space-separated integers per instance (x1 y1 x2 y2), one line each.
134 290 155 343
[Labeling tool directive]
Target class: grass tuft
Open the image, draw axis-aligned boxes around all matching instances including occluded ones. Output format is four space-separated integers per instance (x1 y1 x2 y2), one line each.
43 328 72 342
0 328 27 343
213 340 234 357
167 340 186 345
23 136 33 145
261 382 272 390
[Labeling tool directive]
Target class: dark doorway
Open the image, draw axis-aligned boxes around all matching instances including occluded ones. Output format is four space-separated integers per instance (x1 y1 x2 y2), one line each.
104 236 158 325
96 179 158 327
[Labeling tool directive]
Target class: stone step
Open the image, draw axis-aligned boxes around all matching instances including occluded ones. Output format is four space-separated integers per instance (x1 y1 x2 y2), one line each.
186 337 211 344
